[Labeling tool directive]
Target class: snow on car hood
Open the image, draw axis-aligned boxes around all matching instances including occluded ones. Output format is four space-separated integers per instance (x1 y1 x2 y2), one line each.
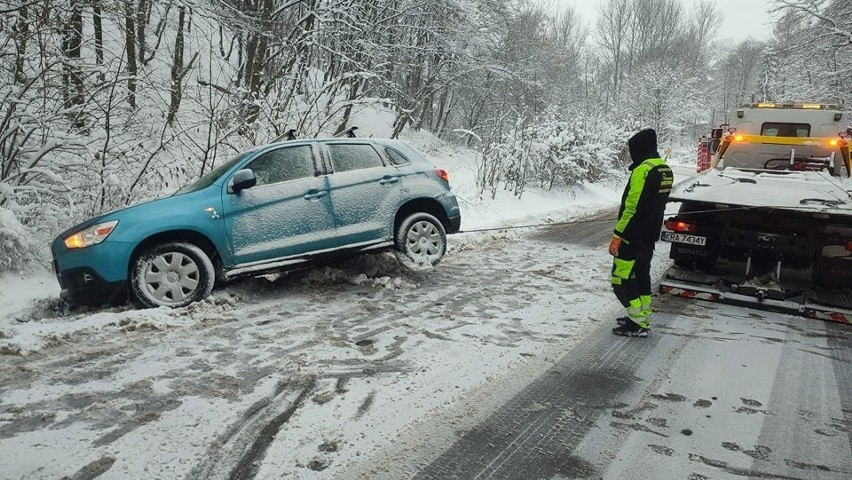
669 168 852 214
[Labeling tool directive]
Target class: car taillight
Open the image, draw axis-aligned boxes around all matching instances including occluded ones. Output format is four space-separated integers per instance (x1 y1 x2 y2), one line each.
435 169 449 183
665 219 696 233
846 241 852 252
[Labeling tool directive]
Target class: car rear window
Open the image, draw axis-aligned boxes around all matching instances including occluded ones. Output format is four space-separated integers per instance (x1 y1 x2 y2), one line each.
761 122 811 137
328 144 384 172
248 145 316 185
384 147 410 166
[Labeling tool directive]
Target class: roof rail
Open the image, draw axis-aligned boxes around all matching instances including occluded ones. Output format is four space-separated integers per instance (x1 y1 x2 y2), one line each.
335 126 358 138
271 129 297 143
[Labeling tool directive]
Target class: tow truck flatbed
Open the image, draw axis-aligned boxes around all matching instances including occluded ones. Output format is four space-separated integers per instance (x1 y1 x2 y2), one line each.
670 167 852 214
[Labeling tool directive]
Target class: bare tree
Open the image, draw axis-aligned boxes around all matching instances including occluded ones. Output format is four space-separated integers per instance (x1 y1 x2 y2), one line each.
596 0 631 108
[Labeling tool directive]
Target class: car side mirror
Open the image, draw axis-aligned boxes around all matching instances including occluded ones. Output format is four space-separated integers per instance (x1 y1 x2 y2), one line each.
711 128 723 139
230 169 257 193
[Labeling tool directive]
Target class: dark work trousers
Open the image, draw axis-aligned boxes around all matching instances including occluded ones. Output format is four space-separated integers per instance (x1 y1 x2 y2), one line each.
611 241 654 328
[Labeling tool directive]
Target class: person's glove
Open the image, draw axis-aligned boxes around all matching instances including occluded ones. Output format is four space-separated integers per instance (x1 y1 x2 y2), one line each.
608 236 622 256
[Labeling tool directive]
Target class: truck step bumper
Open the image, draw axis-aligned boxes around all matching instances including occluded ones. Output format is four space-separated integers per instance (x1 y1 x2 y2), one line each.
659 267 852 325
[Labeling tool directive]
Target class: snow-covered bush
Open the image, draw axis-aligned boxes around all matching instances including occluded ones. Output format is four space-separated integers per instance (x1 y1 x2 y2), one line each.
0 206 32 271
478 113 630 198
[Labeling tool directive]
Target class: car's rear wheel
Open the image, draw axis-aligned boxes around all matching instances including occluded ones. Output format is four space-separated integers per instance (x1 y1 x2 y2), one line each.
395 212 447 270
130 242 215 308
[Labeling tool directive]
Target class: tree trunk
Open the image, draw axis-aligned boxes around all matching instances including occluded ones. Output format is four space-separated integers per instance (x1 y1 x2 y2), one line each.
93 2 104 82
391 110 409 139
137 0 148 64
62 0 84 126
435 89 453 138
124 1 138 108
14 3 28 84
166 5 186 126
334 79 361 136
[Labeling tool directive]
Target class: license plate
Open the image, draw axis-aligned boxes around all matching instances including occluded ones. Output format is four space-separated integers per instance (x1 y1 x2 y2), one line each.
661 231 707 246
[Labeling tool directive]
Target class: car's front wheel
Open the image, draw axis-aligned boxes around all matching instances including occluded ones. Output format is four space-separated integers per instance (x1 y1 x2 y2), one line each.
130 242 215 308
395 212 447 270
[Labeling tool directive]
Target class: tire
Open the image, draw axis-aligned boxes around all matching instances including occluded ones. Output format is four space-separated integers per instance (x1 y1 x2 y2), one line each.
130 242 215 308
394 212 447 270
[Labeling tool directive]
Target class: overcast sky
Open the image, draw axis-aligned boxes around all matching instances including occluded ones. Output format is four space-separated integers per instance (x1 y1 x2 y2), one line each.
541 0 775 44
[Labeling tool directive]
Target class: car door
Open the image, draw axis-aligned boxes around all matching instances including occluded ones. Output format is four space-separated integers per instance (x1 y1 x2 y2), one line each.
324 141 403 246
221 143 337 265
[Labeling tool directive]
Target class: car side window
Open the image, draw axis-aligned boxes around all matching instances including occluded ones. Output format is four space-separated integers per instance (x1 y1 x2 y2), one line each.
247 146 316 186
384 147 410 166
328 144 384 173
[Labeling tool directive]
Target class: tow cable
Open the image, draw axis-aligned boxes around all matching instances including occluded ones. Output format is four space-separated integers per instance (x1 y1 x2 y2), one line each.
457 217 614 234
455 205 766 235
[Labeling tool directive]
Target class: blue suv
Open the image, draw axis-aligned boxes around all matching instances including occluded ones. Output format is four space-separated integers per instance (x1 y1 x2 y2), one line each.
51 138 461 308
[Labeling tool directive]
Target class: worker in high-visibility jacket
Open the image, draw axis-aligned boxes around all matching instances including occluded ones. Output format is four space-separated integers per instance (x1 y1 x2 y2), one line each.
609 129 673 337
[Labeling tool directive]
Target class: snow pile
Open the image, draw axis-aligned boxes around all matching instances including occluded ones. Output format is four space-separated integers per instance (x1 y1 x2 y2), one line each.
298 253 419 290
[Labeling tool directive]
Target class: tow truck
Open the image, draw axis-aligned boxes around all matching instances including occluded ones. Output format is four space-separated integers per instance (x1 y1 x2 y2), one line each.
660 103 852 324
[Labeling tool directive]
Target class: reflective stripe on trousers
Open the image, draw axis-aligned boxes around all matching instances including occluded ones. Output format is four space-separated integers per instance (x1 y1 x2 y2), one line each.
612 255 652 329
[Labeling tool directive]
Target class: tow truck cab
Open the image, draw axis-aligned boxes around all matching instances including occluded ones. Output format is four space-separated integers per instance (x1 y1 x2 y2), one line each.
713 103 850 174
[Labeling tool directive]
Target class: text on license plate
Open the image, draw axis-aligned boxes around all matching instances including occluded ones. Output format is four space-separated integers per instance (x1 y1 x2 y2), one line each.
661 231 707 246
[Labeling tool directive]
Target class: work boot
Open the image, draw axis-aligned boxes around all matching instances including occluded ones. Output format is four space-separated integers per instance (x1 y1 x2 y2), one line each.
612 320 649 337
617 315 651 327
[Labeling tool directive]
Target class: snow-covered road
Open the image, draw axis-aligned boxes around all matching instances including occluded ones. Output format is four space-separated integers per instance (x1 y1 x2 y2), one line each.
1 206 634 479
365 294 852 480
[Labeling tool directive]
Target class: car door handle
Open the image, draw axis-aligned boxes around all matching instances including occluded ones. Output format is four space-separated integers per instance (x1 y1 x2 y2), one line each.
303 190 327 200
379 176 400 185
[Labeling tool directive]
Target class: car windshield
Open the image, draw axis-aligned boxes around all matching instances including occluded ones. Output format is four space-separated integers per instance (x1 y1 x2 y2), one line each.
175 151 252 194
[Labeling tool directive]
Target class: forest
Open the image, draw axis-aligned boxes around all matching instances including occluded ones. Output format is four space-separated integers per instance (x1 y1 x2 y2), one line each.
1 0 850 270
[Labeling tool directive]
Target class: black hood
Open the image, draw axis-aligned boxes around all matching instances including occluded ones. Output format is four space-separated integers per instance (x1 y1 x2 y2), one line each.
628 129 660 170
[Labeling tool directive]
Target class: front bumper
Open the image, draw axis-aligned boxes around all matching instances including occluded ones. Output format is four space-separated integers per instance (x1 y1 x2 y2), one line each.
56 267 127 306
51 238 132 306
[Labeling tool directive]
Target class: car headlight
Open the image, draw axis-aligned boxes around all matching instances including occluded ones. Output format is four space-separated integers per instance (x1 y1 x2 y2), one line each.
64 220 119 249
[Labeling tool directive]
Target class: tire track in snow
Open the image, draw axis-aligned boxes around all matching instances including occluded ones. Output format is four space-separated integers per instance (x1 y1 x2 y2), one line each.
187 375 316 480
